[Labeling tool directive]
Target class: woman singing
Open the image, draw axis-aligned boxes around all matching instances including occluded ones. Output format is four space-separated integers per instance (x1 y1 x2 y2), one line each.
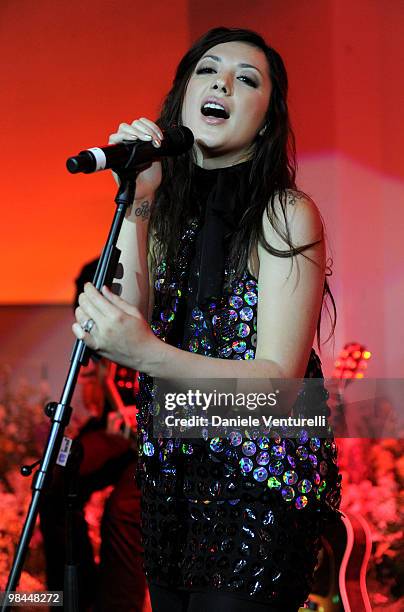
73 27 341 612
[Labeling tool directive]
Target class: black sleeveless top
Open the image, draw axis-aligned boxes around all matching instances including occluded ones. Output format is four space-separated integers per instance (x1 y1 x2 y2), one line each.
136 161 341 516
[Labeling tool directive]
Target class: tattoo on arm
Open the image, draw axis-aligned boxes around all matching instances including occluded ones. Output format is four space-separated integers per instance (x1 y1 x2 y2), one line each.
287 192 303 206
111 282 123 296
114 263 124 279
111 262 123 296
110 200 150 296
134 200 151 220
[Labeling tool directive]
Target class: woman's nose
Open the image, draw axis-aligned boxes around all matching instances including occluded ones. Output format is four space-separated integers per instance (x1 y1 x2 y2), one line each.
211 76 231 95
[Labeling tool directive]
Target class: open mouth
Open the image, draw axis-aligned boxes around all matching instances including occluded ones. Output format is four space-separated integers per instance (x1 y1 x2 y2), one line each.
200 101 230 120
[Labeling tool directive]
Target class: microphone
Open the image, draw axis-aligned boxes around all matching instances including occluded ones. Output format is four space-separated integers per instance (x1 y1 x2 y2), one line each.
66 126 194 174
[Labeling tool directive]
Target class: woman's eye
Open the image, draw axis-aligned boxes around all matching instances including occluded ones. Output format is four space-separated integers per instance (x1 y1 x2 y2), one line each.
196 66 216 74
238 75 258 88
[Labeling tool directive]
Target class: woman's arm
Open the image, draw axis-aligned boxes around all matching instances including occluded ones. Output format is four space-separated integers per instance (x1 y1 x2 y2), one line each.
108 118 163 318
115 194 154 319
255 191 326 378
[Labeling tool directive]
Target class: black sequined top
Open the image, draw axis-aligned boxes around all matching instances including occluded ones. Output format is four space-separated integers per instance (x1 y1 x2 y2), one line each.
136 161 341 516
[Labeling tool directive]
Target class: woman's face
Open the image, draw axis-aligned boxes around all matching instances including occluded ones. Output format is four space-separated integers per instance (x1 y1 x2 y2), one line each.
181 41 272 168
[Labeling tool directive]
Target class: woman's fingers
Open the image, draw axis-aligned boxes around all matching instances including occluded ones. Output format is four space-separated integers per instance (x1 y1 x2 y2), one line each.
108 123 137 144
131 120 160 147
75 306 89 327
108 122 149 144
72 322 98 350
74 302 100 349
108 118 163 147
101 285 139 317
78 291 104 322
72 321 86 340
81 283 119 318
135 118 163 145
136 118 163 140
77 284 139 324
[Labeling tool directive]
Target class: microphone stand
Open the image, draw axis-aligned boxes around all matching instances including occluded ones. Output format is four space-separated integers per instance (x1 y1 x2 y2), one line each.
1 171 137 612
63 439 84 612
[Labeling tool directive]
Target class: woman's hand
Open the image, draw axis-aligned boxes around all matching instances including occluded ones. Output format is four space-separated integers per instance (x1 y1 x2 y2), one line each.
109 118 163 200
72 283 159 370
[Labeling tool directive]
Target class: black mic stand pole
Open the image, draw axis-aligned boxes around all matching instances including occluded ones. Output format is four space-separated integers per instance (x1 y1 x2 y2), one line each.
63 438 84 612
1 170 137 612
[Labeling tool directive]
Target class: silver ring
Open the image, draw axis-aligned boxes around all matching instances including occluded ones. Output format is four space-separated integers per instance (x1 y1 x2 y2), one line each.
82 318 95 333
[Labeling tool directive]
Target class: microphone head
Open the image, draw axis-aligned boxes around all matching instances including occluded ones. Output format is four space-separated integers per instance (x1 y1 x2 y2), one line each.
66 155 82 174
162 126 194 155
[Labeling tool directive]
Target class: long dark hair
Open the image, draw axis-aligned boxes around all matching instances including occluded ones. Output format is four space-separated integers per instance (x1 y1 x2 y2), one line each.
150 27 336 349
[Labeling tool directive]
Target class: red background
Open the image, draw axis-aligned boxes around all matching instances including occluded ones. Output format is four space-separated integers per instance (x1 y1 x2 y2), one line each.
1 0 403 376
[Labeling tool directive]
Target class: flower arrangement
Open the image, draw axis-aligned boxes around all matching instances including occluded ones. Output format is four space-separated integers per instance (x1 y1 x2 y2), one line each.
0 364 50 591
338 437 404 609
1 364 402 610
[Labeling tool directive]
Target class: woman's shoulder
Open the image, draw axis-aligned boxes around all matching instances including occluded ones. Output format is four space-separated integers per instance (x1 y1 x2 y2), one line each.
271 188 319 215
262 189 324 248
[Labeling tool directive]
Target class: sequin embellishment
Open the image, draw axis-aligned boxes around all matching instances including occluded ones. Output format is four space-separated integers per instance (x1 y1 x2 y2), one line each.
242 441 256 457
240 458 253 473
240 307 253 321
